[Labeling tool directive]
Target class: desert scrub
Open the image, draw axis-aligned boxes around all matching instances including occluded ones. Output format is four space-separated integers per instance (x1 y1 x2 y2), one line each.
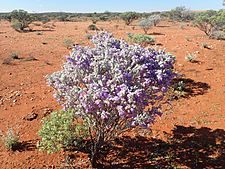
0 128 20 151
128 33 155 44
88 24 99 31
37 109 89 154
185 53 197 63
10 52 19 59
47 31 176 165
63 38 74 49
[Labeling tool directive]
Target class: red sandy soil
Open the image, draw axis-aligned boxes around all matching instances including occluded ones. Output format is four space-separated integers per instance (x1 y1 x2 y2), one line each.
0 20 224 168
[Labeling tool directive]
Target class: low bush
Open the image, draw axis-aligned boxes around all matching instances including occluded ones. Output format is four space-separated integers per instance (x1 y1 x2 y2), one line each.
210 31 225 40
128 33 155 44
0 128 20 151
37 110 89 154
185 53 197 63
88 24 99 31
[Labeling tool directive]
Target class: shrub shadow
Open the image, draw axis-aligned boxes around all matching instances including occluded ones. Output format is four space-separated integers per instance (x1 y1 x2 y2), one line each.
172 78 210 99
14 140 37 152
97 126 225 168
148 32 165 36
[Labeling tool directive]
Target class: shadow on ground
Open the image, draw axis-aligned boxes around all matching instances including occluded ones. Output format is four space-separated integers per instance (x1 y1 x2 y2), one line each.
171 78 210 99
95 126 225 168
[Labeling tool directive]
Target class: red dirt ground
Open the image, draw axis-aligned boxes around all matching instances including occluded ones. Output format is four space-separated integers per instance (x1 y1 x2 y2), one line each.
0 20 224 168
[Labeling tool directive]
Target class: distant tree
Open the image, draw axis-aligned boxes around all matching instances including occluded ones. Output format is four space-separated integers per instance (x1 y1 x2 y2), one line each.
10 10 33 31
120 12 139 25
169 6 194 21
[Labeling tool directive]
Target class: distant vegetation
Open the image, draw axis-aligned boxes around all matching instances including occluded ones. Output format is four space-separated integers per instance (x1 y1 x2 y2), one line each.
0 8 224 40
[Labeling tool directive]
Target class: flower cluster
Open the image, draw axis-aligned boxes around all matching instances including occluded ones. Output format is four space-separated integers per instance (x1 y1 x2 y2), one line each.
47 32 176 128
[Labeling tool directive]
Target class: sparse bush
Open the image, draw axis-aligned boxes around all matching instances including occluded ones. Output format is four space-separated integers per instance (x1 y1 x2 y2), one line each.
139 18 154 34
47 32 176 165
128 33 155 44
185 53 197 63
201 42 211 49
149 14 161 26
139 15 161 34
85 34 93 40
37 110 89 154
88 24 99 31
120 12 139 25
63 38 74 49
194 10 225 37
0 128 20 151
57 15 68 22
10 52 19 59
171 80 187 98
10 10 33 31
169 6 194 21
210 30 225 40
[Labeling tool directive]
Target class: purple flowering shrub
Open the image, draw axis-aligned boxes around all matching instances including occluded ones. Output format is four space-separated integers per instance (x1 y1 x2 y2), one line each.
47 32 175 164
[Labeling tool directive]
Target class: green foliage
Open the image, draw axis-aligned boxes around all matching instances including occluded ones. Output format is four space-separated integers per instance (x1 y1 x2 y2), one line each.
37 110 89 154
128 33 155 44
120 12 139 25
63 38 74 49
10 10 33 31
11 20 23 32
88 24 99 30
169 6 194 21
194 10 225 37
0 128 20 151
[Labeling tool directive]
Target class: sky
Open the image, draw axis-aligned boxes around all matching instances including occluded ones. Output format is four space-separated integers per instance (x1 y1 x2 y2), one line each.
0 0 224 13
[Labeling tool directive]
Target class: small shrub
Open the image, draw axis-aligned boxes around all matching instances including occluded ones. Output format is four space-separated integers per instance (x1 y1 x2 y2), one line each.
201 42 211 49
0 128 20 151
37 110 89 154
88 24 99 31
63 38 74 49
10 52 19 59
185 53 197 63
120 12 139 25
179 22 186 29
210 31 225 40
128 33 155 44
11 20 23 32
